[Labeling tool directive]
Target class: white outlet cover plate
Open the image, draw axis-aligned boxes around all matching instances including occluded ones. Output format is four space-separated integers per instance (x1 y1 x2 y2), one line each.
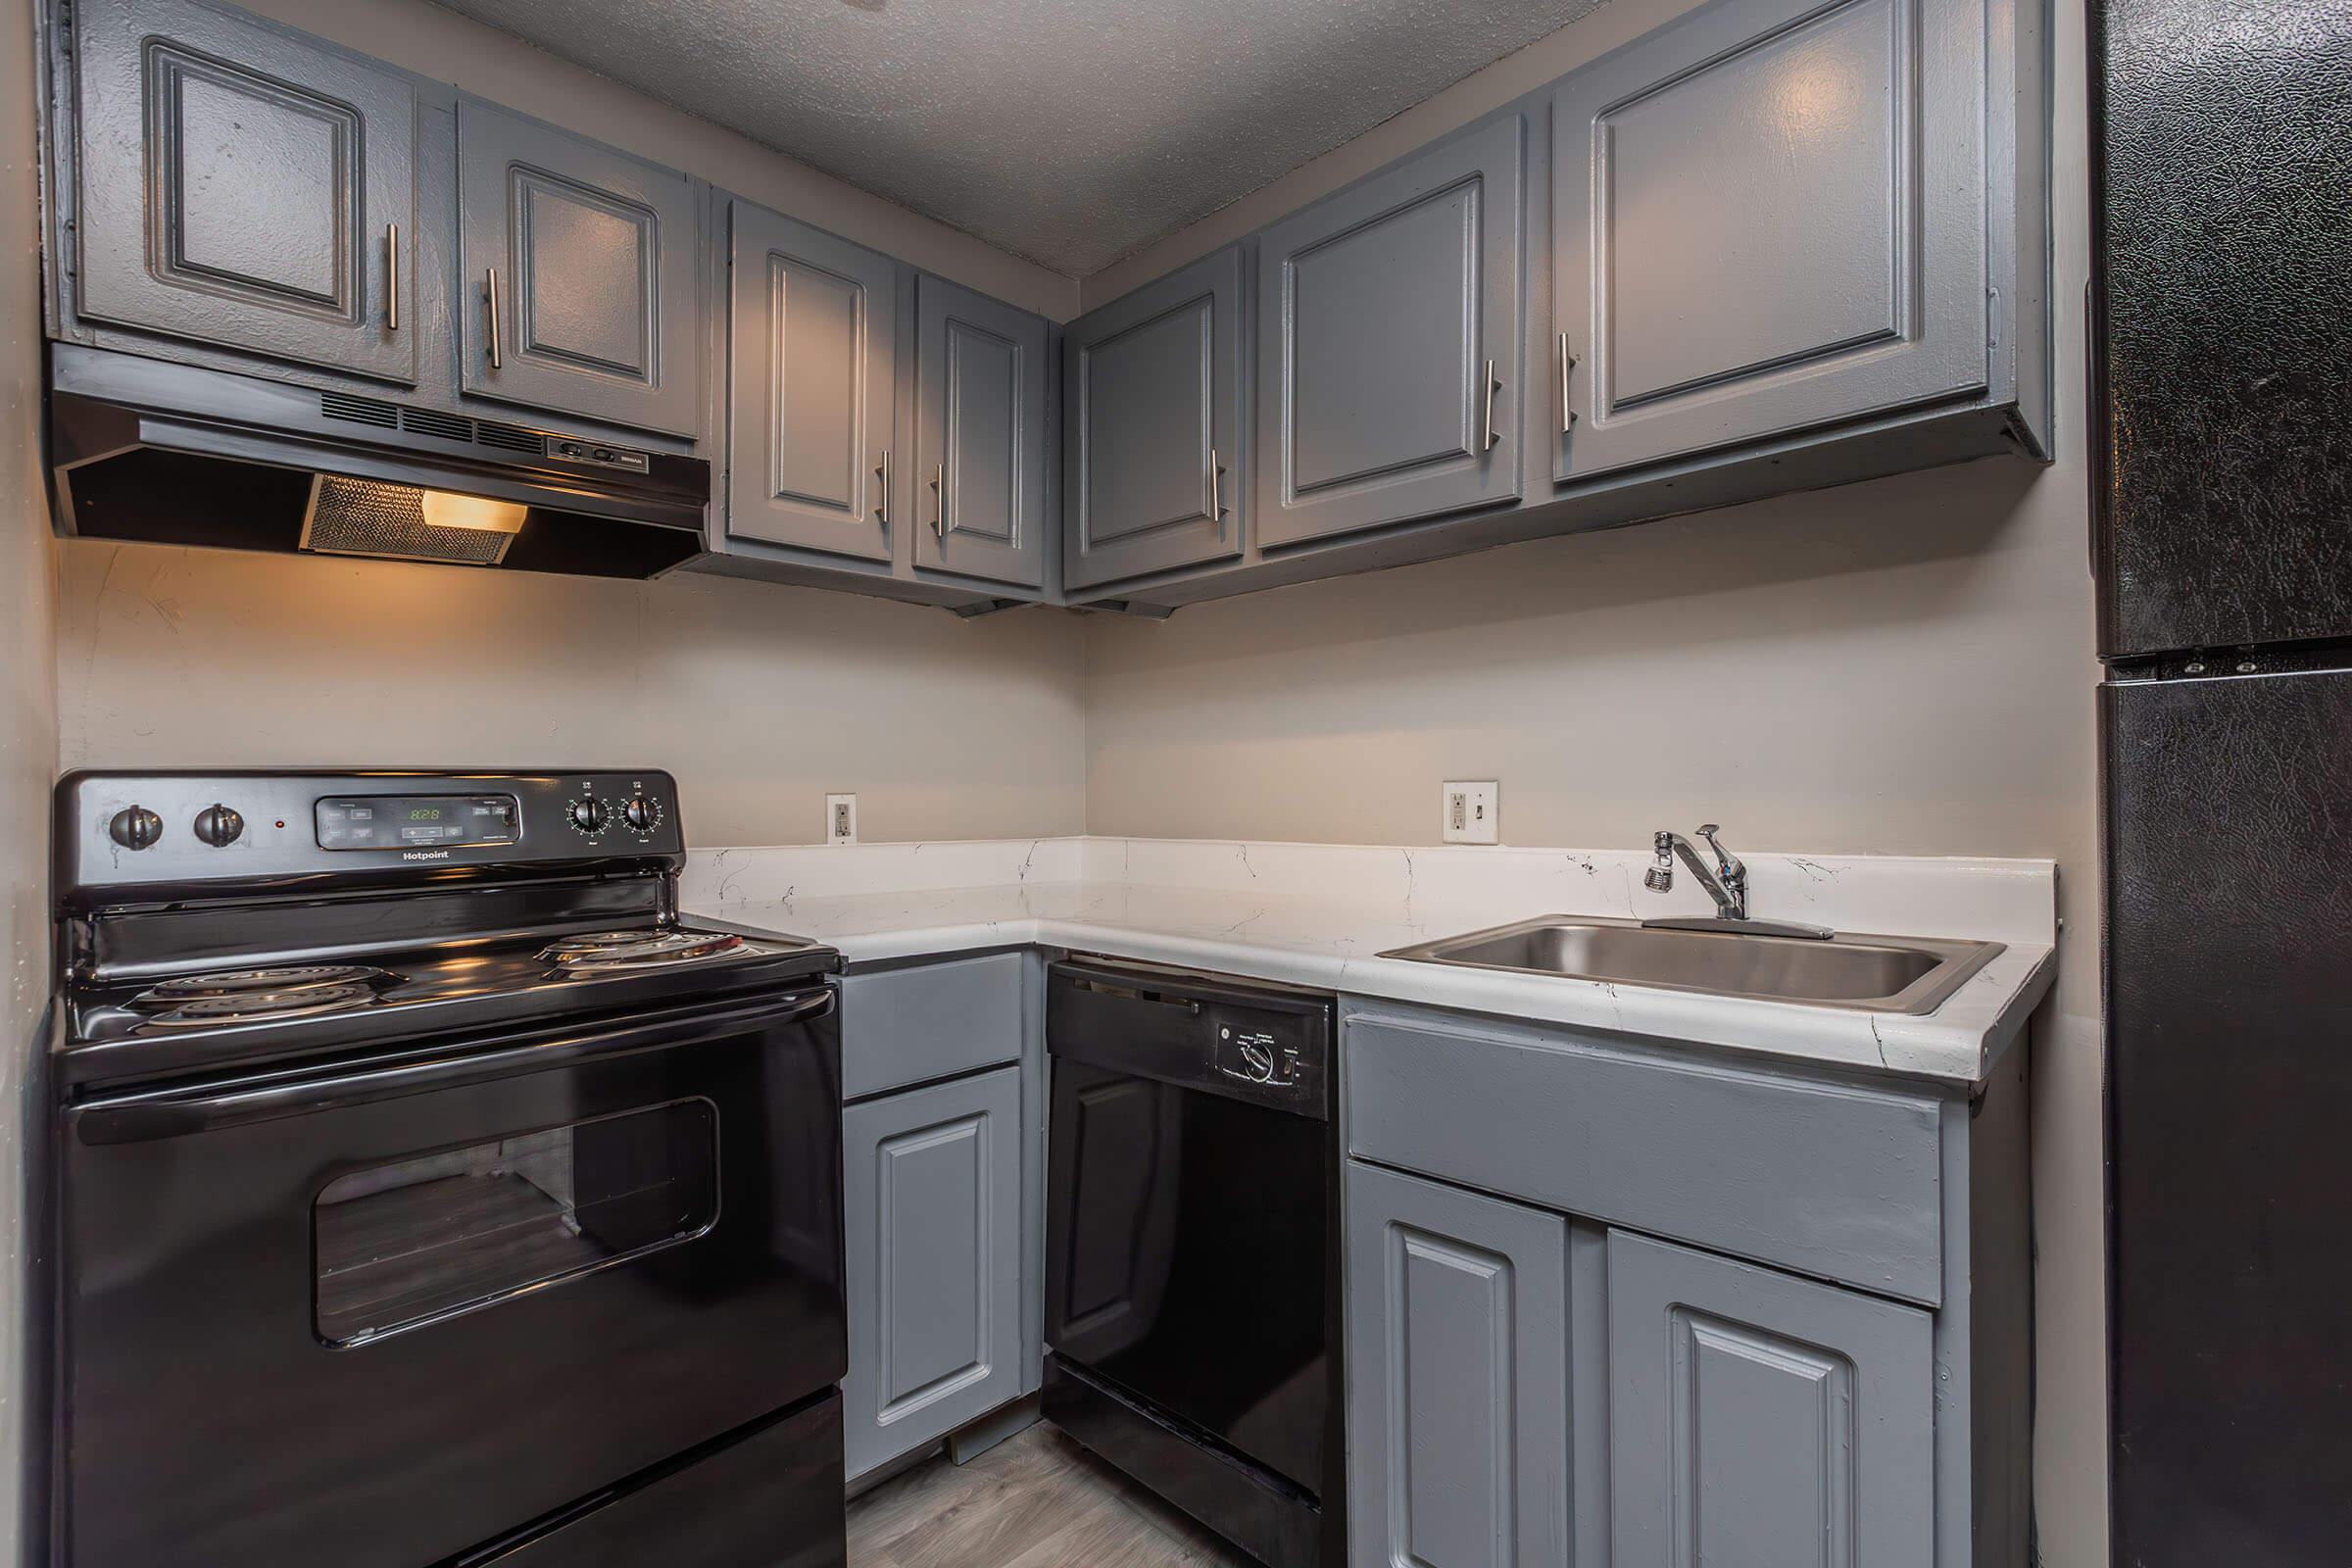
1442 781 1499 845
825 793 858 846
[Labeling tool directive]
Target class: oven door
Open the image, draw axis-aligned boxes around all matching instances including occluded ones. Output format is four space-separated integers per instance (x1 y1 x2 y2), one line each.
58 986 844 1568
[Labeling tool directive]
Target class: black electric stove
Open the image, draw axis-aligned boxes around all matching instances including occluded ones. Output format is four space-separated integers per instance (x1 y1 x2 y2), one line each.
47 769 851 1568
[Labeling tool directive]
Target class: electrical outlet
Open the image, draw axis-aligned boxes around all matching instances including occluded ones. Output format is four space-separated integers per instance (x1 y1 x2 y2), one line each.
825 794 858 846
1442 781 1498 845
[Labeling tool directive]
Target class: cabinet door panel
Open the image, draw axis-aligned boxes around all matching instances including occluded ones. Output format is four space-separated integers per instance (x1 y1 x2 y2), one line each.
459 99 701 436
1346 1161 1569 1568
1608 1230 1935 1567
915 276 1049 589
1064 245 1246 589
842 1067 1022 1479
73 0 417 382
1553 0 1986 478
726 200 896 562
1257 116 1524 549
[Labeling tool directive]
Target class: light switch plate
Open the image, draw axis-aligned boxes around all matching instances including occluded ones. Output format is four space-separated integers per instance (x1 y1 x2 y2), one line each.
1442 781 1498 844
825 794 858 846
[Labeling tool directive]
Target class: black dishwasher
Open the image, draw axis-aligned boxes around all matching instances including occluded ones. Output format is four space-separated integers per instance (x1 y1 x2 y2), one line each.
1043 957 1340 1568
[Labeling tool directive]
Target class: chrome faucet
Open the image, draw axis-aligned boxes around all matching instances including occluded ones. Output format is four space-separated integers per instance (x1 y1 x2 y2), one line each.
1642 824 1834 939
1646 824 1747 921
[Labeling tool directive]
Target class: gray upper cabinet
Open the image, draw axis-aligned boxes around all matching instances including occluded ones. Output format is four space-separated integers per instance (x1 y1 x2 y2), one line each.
1063 245 1246 590
1608 1229 1936 1567
725 200 896 563
1346 1160 1570 1568
1551 0 1988 478
842 1065 1024 1480
70 0 418 384
458 99 702 437
914 275 1050 590
1255 114 1524 550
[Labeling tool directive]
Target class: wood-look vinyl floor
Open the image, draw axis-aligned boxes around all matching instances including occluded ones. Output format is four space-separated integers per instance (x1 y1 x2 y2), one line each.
846 1424 1257 1568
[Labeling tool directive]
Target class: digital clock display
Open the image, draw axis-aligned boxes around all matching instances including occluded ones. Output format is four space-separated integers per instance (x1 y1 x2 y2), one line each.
316 794 518 851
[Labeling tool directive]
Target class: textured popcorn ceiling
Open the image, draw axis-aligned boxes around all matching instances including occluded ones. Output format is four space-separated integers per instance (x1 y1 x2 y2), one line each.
431 0 1601 276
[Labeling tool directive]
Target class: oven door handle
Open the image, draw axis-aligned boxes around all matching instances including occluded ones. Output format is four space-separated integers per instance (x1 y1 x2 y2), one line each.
74 987 836 1147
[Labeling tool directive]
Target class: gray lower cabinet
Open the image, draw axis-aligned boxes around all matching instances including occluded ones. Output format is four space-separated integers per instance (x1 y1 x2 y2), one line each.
458 98 703 437
68 0 419 384
1550 0 1989 478
1607 1229 1936 1567
725 199 897 563
841 1065 1024 1480
914 275 1051 590
1254 114 1525 550
1345 1160 1570 1568
1062 245 1247 590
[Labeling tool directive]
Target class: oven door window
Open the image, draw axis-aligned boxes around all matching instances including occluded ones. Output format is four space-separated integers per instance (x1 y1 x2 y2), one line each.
315 1098 719 1346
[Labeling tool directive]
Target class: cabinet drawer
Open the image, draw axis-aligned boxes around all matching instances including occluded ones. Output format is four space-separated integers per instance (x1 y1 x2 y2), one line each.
840 953 1025 1101
1345 1006 1945 1304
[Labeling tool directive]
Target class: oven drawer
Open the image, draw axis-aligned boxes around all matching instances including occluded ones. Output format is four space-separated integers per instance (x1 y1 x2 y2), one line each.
467 1393 845 1568
840 953 1025 1101
58 989 846 1568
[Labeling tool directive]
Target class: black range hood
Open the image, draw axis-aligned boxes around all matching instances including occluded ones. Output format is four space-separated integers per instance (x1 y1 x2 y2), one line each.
46 344 710 579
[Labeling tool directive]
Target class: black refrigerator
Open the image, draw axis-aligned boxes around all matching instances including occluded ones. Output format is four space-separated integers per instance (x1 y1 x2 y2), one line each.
2092 0 2352 1563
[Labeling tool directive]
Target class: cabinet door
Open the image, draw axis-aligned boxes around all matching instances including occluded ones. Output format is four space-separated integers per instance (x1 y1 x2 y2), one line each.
1063 245 1246 590
914 276 1050 589
72 0 417 383
1256 115 1524 549
458 99 702 436
1608 1230 1935 1567
725 200 896 563
1551 0 1987 479
842 1066 1023 1479
1346 1161 1569 1568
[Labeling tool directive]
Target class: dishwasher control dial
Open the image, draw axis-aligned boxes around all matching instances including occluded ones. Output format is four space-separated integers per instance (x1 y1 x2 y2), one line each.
1217 1026 1296 1087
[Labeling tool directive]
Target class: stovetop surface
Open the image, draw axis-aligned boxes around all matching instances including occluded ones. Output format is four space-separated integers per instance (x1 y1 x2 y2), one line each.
59 920 841 1092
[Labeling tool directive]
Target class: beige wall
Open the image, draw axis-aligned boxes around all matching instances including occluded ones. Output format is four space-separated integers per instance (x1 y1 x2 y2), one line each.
56 544 1087 847
237 0 1080 321
2 0 59 1551
1079 0 2110 1561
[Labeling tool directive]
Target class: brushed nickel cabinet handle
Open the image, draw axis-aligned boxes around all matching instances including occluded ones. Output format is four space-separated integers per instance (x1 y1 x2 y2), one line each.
1559 332 1579 431
484 268 503 369
874 450 891 525
929 463 945 537
1207 446 1227 520
1482 358 1502 451
385 223 400 332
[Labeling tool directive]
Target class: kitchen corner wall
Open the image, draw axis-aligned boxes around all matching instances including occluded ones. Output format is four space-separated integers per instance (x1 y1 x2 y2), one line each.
2 0 58 1550
1078 0 2110 1561
47 0 1090 850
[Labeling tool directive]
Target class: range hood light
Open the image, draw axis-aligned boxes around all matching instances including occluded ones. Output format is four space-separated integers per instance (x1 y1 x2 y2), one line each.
417 491 529 534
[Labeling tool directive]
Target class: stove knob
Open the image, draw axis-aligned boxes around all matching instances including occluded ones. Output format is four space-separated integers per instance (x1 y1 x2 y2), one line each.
193 803 245 848
624 796 658 831
571 797 607 833
108 806 164 852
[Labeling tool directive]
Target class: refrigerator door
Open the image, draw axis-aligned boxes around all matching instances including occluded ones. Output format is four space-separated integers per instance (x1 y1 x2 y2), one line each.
2089 0 2352 659
2106 667 2352 1564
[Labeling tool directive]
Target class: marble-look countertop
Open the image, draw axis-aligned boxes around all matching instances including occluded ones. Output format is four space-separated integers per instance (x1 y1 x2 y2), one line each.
683 838 2059 1086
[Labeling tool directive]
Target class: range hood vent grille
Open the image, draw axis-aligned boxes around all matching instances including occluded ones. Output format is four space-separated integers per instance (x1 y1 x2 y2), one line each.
317 393 551 460
475 420 546 454
399 407 474 443
319 391 397 429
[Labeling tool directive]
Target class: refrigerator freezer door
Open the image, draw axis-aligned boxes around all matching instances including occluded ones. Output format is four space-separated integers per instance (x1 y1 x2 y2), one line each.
2106 668 2352 1565
2090 0 2352 659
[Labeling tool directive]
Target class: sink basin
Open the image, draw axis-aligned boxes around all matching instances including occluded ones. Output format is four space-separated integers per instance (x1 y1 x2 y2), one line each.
1380 916 2003 1015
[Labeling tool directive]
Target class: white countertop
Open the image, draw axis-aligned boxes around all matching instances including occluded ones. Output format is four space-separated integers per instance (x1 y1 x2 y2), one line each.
683 837 2058 1085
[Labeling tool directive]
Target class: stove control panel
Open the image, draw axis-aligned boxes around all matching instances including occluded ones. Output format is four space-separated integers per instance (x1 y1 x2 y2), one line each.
60 770 685 901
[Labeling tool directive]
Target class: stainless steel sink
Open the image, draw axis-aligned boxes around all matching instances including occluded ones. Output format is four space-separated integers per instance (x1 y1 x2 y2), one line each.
1380 916 2003 1014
